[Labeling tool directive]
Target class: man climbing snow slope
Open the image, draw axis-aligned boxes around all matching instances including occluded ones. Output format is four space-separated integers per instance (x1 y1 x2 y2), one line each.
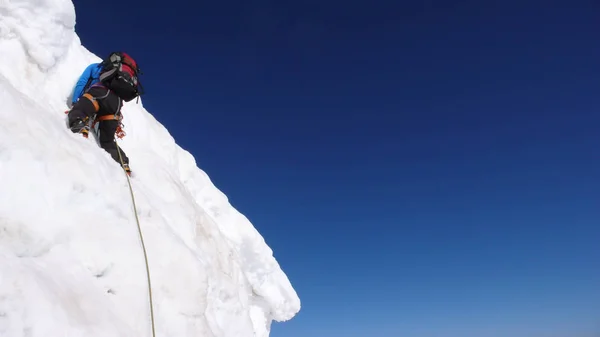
67 51 144 176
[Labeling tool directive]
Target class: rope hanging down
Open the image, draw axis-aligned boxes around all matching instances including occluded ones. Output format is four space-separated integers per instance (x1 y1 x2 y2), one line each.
116 140 157 337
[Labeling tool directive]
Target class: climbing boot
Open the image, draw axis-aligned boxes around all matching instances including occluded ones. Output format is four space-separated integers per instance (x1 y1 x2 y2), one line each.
70 118 90 138
122 163 132 176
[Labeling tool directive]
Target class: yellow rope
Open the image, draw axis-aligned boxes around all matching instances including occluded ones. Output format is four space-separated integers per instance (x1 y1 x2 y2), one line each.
116 140 157 337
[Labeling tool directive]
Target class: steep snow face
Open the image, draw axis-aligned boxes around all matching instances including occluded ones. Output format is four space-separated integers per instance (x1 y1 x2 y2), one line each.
0 1 300 337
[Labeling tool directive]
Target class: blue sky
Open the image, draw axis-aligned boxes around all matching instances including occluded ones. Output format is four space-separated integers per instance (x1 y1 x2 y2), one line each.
74 1 599 336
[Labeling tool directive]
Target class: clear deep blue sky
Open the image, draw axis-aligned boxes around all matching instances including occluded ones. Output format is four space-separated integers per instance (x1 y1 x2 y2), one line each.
73 1 599 336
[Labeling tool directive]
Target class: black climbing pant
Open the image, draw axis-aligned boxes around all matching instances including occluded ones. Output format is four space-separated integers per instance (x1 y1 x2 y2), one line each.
68 85 130 165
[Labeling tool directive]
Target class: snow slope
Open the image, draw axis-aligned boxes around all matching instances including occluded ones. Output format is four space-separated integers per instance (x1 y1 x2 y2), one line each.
0 1 300 336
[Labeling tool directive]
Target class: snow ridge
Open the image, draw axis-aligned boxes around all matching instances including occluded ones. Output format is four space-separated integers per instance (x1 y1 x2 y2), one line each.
0 1 300 336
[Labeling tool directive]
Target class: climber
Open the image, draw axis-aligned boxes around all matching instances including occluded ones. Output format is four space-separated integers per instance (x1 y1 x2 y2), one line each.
67 52 144 176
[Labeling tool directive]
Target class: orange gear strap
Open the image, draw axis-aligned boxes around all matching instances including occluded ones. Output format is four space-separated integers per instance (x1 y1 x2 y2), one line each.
92 114 126 139
82 93 100 112
96 115 119 121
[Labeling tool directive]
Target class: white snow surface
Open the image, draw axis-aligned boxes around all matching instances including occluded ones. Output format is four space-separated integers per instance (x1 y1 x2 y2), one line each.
0 1 300 336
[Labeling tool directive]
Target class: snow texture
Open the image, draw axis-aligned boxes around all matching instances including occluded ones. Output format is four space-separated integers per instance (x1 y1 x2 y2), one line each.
0 1 300 336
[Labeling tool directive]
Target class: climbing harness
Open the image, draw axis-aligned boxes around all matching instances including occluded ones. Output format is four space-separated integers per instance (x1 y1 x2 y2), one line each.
66 91 127 140
116 141 156 337
85 90 127 139
93 114 127 139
